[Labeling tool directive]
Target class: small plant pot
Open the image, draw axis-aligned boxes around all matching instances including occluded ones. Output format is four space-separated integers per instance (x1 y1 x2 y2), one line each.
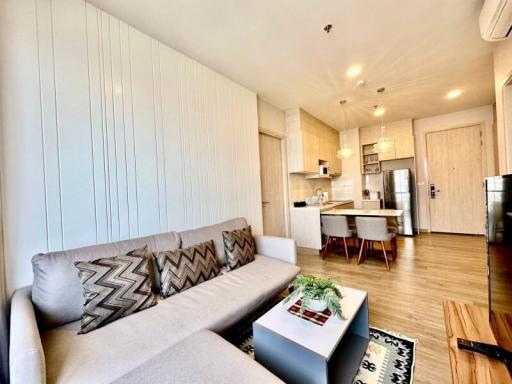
307 299 327 312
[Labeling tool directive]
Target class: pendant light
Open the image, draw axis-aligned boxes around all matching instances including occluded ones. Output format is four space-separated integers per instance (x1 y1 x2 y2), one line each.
373 113 394 154
337 100 354 159
372 87 394 154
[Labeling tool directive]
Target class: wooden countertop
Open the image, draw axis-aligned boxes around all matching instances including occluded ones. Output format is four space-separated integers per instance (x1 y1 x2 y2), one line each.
321 208 403 217
443 301 512 383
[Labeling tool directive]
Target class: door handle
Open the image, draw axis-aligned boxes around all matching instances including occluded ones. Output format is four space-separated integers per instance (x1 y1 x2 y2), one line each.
262 201 270 205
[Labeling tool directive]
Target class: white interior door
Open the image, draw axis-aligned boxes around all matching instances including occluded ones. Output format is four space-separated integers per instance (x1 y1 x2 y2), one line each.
426 125 485 234
259 133 286 237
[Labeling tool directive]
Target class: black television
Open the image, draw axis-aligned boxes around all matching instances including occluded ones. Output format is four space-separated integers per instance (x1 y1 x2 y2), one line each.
457 174 512 369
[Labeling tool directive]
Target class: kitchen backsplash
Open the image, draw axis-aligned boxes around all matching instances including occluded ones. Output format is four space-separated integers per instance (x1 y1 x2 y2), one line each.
288 174 332 203
331 175 356 201
363 173 383 194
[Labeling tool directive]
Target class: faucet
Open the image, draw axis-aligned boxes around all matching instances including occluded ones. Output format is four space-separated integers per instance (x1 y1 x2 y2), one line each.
314 188 325 205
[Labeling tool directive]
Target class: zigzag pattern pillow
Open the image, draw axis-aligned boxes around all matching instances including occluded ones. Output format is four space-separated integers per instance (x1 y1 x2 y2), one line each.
154 240 220 298
74 246 156 334
222 226 256 271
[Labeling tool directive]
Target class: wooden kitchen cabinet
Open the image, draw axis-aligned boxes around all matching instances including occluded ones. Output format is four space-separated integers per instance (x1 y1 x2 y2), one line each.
378 140 396 161
359 119 415 164
328 128 342 174
285 108 340 174
301 112 320 173
394 125 415 158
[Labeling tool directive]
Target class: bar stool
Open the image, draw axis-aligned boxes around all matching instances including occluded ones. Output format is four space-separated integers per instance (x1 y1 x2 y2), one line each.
355 216 396 271
321 215 353 263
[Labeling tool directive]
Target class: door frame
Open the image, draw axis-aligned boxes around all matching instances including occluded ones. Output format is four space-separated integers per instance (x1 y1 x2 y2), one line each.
424 124 486 233
501 70 512 173
258 129 290 237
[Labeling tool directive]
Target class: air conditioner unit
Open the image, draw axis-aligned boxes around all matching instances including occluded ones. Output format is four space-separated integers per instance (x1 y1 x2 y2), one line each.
480 0 512 41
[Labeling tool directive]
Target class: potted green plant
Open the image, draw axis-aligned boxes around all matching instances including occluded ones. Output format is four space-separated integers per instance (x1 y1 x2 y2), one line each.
284 274 344 318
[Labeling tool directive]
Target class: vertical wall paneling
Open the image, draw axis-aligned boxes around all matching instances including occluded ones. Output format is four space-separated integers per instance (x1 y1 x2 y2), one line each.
52 0 96 249
85 3 108 243
36 0 63 250
129 26 162 236
1 0 262 293
109 13 130 240
0 0 48 291
100 11 119 241
97 9 112 241
152 41 167 232
160 44 186 231
119 21 139 238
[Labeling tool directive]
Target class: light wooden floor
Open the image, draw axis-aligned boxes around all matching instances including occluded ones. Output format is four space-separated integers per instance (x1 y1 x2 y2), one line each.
297 233 488 384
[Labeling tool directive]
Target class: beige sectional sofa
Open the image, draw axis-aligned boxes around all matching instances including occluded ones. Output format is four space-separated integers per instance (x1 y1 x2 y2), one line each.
10 218 300 384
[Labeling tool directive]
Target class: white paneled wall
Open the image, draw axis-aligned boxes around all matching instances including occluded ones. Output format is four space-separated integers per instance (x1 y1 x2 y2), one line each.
0 0 262 293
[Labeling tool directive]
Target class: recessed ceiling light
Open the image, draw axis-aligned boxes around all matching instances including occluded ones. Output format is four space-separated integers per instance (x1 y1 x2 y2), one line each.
346 65 362 78
374 106 386 117
446 89 462 99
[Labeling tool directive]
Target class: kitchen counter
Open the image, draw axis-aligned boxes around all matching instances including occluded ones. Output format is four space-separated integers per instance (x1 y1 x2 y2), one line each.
291 200 353 213
320 201 354 212
290 200 354 249
322 208 403 217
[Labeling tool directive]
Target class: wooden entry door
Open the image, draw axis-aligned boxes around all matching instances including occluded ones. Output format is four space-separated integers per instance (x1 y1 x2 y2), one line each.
259 132 285 236
426 125 485 234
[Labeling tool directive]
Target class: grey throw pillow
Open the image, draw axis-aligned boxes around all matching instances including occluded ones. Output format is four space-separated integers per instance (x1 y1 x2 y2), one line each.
154 240 220 299
222 226 256 271
74 246 156 334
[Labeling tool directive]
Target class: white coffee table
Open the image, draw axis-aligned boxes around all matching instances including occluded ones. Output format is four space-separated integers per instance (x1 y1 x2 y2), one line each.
253 286 369 384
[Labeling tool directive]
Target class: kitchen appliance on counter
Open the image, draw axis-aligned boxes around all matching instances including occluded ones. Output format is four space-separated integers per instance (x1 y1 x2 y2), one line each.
369 191 380 200
383 169 415 235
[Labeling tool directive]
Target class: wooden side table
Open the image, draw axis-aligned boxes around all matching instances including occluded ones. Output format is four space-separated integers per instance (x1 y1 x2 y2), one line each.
443 301 512 383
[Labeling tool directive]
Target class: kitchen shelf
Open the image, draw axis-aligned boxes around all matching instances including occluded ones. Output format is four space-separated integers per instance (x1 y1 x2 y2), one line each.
362 144 381 175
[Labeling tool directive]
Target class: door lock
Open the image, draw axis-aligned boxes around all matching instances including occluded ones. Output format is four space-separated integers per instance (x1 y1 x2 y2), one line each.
430 184 436 199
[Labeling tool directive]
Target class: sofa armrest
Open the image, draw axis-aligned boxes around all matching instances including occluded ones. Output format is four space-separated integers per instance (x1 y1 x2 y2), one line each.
254 236 297 265
10 286 46 384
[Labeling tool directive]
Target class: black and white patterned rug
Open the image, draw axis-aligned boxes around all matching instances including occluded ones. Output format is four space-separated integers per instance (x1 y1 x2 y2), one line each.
228 325 416 384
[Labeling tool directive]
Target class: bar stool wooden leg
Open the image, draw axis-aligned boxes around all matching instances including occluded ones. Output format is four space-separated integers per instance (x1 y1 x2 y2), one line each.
391 237 397 261
358 239 365 265
381 241 390 271
322 236 330 259
342 237 349 263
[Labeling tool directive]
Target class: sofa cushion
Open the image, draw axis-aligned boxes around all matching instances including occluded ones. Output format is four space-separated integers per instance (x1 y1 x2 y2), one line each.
223 226 256 270
179 217 247 266
74 247 157 334
154 240 220 298
111 330 283 384
41 255 300 384
32 231 180 329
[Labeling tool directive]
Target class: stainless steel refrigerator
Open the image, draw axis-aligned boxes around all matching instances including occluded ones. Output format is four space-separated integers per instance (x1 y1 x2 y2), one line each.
383 169 414 235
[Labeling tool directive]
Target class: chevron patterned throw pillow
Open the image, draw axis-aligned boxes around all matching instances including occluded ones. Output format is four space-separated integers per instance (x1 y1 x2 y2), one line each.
74 246 156 334
154 240 221 299
222 226 256 271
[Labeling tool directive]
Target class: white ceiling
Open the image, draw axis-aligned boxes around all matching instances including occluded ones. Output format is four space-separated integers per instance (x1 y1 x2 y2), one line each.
87 0 497 129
